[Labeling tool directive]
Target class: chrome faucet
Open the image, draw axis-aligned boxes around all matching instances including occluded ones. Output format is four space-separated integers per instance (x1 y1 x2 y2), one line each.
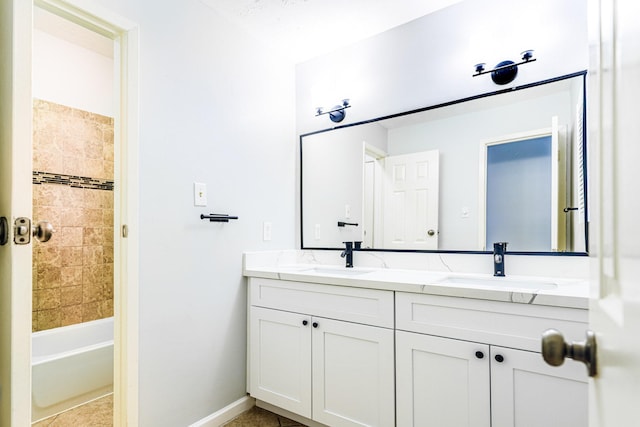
493 242 508 277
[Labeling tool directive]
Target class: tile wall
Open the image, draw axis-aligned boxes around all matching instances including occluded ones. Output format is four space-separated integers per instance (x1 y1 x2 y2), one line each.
32 99 115 332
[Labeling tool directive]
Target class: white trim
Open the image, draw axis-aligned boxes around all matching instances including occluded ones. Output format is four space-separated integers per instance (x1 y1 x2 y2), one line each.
188 396 255 427
32 2 140 426
365 143 387 159
0 1 34 425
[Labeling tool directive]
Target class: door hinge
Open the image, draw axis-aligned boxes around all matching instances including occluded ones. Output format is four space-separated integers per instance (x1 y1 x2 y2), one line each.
122 224 128 238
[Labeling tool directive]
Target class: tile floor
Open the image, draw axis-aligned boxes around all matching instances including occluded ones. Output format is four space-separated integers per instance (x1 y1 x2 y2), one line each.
32 394 113 426
30 396 303 427
223 406 307 427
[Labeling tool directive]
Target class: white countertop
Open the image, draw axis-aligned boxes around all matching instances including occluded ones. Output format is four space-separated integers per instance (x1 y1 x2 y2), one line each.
243 255 589 310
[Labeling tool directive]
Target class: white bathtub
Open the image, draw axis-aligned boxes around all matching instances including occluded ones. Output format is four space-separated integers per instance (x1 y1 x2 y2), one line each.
32 317 114 422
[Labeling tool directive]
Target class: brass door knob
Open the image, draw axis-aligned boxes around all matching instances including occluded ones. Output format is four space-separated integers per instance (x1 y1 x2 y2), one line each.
541 329 597 377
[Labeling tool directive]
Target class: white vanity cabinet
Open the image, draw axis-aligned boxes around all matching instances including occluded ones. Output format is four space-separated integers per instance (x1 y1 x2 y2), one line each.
395 292 589 427
247 278 395 427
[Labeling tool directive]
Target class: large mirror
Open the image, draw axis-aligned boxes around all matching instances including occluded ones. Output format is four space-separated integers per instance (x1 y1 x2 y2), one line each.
301 72 588 254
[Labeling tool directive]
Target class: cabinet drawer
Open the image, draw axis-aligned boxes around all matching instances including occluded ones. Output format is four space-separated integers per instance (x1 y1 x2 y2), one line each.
249 278 394 328
396 292 587 352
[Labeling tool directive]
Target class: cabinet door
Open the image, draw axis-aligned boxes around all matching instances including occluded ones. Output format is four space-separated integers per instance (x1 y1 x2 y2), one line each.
490 346 588 427
312 317 395 427
249 307 312 418
396 331 490 427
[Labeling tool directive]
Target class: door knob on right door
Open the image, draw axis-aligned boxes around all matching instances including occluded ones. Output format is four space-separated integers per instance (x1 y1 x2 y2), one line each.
541 329 597 377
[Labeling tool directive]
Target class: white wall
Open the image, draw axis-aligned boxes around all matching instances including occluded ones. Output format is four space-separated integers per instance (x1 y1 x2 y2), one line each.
296 0 588 134
73 1 296 425
32 29 113 117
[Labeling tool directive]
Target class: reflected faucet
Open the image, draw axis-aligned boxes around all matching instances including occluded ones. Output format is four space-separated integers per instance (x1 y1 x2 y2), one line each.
340 241 362 268
493 242 508 276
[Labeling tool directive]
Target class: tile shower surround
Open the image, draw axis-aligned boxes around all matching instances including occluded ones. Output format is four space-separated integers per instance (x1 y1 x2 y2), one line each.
32 99 114 332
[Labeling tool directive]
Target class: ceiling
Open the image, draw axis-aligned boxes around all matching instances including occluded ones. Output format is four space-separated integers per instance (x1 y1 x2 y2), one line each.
33 0 462 63
199 0 463 63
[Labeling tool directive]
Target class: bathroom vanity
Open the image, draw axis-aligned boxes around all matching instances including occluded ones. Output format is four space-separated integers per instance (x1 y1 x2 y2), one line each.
244 253 589 427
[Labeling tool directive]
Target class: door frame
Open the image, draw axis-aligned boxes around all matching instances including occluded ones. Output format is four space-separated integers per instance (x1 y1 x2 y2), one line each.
4 0 139 425
477 122 567 251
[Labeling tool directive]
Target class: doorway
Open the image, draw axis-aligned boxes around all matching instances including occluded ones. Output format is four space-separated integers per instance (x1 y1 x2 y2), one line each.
0 1 139 425
31 5 116 424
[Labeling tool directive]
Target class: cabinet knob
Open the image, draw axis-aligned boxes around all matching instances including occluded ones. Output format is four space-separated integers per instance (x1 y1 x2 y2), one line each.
494 354 504 363
475 351 484 359
302 320 308 326
312 322 319 328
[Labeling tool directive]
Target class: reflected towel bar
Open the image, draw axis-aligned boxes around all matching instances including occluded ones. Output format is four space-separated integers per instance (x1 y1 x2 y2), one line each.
200 214 239 222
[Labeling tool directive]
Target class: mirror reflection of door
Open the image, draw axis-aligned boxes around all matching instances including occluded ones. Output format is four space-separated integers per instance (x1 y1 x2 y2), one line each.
382 150 439 250
480 119 567 252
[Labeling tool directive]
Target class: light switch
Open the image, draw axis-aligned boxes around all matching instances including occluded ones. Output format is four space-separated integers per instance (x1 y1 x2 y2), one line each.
461 206 470 218
314 224 321 240
263 222 272 241
345 204 351 219
194 182 207 206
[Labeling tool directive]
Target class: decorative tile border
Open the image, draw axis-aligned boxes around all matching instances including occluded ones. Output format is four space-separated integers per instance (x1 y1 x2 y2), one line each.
33 171 114 191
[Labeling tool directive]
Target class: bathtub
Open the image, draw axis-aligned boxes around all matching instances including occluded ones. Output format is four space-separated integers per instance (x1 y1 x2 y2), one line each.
32 317 114 422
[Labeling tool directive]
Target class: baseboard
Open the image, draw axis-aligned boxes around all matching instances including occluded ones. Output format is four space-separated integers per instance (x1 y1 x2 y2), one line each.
188 395 255 427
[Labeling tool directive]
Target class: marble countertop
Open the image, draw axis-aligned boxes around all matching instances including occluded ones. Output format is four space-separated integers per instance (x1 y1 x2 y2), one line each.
243 253 589 310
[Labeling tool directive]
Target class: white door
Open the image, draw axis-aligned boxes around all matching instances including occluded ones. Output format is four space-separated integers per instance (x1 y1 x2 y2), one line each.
312 317 395 427
588 0 640 425
0 1 34 425
490 346 587 427
395 331 490 427
249 307 312 418
383 150 439 249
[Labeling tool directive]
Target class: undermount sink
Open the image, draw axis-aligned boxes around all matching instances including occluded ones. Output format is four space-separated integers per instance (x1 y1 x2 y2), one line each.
303 267 375 276
438 276 558 290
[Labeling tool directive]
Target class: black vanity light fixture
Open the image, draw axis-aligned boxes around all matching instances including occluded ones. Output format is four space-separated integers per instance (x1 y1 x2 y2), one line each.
315 99 351 123
473 50 536 85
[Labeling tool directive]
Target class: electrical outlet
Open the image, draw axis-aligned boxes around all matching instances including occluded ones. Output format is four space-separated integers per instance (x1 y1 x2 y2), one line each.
263 221 272 241
194 182 207 206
